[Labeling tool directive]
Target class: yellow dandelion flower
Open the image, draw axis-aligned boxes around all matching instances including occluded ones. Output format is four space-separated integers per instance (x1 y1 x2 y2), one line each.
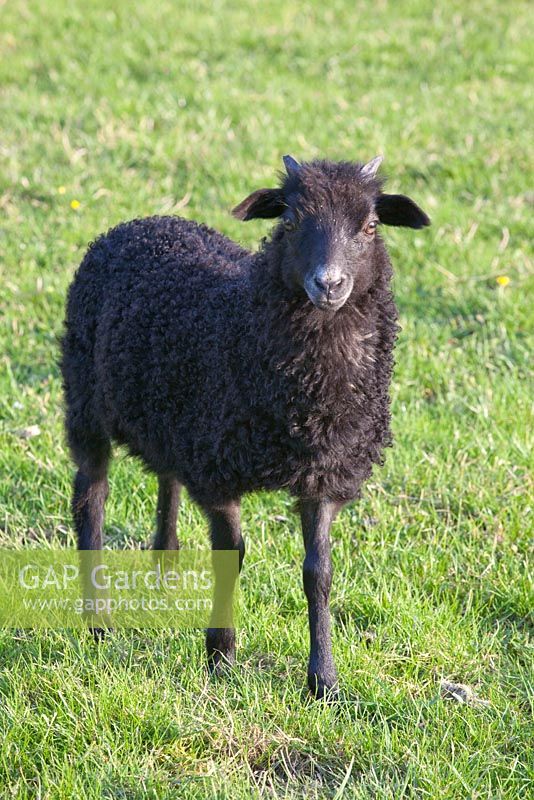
70 199 81 210
496 275 510 287
57 186 66 195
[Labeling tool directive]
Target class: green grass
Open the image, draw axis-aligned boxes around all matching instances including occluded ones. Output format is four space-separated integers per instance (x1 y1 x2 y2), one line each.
0 0 533 797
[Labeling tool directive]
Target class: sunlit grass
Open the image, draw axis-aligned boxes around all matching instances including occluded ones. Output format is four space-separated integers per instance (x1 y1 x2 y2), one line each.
0 0 532 797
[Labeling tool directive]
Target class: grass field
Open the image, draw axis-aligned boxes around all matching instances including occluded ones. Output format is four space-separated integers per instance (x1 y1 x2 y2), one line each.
0 0 533 797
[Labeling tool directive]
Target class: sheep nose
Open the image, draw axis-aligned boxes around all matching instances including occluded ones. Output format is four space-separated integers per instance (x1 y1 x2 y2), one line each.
314 273 346 296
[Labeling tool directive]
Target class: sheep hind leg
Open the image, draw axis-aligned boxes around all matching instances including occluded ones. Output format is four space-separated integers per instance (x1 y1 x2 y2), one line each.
203 500 244 674
70 434 111 636
71 435 111 552
153 476 181 550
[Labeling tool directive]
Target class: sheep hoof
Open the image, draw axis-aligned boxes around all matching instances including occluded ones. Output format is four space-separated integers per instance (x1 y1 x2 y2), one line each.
206 628 236 675
90 626 112 642
308 673 339 702
207 652 235 678
86 614 113 641
207 648 236 677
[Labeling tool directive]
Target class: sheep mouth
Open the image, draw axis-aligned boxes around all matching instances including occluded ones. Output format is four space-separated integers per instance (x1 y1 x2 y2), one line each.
306 290 351 312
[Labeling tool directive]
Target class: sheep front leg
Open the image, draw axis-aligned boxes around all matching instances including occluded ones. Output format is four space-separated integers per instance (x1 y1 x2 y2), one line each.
300 498 342 699
203 500 244 673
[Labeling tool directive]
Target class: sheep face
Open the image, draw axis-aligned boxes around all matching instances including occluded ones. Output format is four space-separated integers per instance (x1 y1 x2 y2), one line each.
280 190 380 310
232 155 430 312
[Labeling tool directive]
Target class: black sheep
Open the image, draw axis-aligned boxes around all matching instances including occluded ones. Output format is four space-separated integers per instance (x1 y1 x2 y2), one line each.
61 155 430 698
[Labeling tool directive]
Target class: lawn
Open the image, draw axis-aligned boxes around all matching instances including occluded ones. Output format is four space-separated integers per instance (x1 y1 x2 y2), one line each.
0 0 532 797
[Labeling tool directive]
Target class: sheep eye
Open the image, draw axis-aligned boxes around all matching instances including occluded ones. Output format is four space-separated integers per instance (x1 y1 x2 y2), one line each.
283 217 296 232
364 220 378 236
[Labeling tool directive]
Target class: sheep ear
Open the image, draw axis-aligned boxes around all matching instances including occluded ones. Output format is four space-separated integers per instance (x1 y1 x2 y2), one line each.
232 188 286 221
361 155 383 179
283 154 301 175
376 194 430 229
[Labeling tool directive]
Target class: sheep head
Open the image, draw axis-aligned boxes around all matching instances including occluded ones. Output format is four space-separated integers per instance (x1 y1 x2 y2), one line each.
232 155 430 311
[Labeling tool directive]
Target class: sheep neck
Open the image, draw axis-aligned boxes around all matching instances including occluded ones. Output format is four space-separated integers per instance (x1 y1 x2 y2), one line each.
249 244 396 418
